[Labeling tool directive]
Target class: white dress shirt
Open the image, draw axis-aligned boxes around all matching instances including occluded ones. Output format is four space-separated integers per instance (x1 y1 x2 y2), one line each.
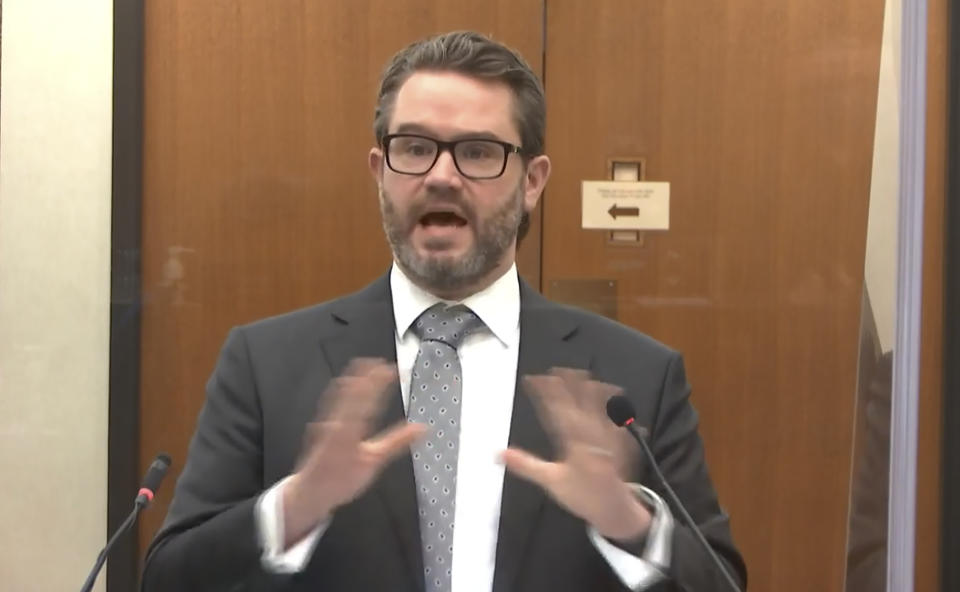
254 263 673 590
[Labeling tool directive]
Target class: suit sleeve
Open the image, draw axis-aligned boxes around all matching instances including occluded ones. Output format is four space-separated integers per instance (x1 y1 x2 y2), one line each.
640 353 748 591
141 327 293 592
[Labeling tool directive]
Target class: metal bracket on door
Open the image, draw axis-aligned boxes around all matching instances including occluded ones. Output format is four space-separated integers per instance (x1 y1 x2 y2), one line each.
607 157 646 246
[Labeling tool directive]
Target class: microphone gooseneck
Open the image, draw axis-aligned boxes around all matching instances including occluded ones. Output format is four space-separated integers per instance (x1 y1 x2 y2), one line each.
79 453 172 592
605 396 743 592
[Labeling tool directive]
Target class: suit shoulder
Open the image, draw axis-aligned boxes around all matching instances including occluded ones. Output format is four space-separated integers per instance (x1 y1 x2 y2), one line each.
554 301 679 359
238 301 329 337
231 288 365 347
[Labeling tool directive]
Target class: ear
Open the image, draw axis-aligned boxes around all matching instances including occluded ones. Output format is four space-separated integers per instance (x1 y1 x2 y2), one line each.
369 147 384 185
522 155 551 212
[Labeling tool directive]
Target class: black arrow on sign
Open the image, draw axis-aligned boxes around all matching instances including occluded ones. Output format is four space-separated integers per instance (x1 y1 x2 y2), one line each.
608 204 640 219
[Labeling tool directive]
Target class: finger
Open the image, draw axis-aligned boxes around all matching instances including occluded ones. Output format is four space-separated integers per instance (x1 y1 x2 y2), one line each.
581 380 623 432
525 374 579 421
313 389 374 448
551 375 635 479
552 368 607 416
323 358 397 426
314 365 364 422
500 448 558 489
354 359 400 423
551 367 591 392
309 360 399 460
552 368 591 411
553 368 605 433
367 360 401 417
339 358 396 423
523 375 582 452
364 421 427 462
552 368 622 439
310 418 366 460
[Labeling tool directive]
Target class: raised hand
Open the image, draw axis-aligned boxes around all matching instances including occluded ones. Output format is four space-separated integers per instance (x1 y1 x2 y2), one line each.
282 358 426 546
500 368 652 543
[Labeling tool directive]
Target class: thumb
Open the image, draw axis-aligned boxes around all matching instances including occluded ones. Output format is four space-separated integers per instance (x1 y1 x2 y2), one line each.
365 421 427 464
500 448 557 488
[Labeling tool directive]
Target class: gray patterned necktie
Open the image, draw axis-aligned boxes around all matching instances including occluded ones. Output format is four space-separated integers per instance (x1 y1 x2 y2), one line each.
407 303 484 592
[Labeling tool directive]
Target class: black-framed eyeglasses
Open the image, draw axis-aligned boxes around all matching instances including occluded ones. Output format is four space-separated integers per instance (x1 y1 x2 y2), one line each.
382 133 523 180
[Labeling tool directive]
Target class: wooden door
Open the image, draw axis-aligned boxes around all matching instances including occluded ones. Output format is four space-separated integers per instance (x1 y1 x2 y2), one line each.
541 2 883 591
138 0 544 555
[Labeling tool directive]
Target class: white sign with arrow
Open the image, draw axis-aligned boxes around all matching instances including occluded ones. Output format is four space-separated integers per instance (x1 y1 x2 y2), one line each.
580 180 670 230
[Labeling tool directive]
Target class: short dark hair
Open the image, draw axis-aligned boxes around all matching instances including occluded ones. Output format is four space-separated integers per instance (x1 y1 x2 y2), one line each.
373 31 544 243
373 31 546 156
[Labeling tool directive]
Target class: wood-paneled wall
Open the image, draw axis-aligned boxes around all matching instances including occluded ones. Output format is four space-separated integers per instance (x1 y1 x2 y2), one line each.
542 2 882 588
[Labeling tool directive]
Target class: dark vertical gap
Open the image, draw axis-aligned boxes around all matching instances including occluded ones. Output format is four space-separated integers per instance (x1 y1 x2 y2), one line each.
942 0 959 590
538 0 548 293
108 0 145 590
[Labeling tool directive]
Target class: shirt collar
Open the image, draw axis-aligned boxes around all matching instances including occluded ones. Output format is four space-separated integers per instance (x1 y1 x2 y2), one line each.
390 262 520 345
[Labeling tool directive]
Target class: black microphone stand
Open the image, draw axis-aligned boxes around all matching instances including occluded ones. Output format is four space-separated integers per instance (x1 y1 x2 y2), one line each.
79 497 149 592
80 453 169 592
624 424 743 592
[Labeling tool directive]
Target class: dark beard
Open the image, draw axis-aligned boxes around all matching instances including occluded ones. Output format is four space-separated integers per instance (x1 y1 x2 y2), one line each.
379 184 524 294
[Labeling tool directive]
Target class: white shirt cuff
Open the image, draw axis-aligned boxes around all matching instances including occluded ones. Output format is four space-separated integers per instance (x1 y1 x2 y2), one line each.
587 484 674 590
254 475 328 573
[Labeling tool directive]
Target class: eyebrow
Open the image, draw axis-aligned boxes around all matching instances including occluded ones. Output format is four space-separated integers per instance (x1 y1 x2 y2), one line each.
392 123 507 143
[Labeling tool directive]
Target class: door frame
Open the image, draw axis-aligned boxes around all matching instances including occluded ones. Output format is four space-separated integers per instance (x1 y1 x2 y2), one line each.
107 0 145 590
941 1 960 590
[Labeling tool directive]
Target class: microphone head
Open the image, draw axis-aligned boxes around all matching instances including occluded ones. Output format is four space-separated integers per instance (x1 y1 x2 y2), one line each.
143 453 172 493
606 395 637 427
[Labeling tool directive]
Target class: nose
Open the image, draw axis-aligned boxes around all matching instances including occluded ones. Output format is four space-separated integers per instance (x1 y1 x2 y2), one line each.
424 148 463 191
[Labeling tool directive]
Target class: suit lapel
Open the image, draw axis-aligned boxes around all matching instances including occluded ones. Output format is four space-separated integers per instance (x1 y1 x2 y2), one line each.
492 282 592 592
318 275 425 592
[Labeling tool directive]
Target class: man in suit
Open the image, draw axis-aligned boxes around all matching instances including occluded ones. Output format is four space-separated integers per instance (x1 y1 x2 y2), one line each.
142 31 746 591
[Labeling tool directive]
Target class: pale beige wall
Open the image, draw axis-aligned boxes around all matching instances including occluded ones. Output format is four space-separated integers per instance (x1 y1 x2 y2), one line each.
0 0 112 590
864 0 901 353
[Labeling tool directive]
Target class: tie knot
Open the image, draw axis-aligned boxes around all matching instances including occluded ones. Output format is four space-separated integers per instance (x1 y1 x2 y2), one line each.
412 304 484 349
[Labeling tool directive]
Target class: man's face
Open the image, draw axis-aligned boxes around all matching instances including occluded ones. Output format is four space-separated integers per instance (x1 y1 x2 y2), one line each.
369 71 550 296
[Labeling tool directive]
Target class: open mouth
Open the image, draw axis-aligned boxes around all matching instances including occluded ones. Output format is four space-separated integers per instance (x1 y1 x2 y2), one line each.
419 211 468 228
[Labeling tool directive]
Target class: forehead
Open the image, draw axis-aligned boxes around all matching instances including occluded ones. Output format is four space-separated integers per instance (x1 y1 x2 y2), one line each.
389 71 519 142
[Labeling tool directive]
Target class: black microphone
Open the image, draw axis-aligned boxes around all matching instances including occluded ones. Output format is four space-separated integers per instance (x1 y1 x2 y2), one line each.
136 453 172 506
80 453 172 592
606 396 742 592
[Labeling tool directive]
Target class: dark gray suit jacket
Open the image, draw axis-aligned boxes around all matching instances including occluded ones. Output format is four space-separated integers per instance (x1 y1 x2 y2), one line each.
141 275 746 591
